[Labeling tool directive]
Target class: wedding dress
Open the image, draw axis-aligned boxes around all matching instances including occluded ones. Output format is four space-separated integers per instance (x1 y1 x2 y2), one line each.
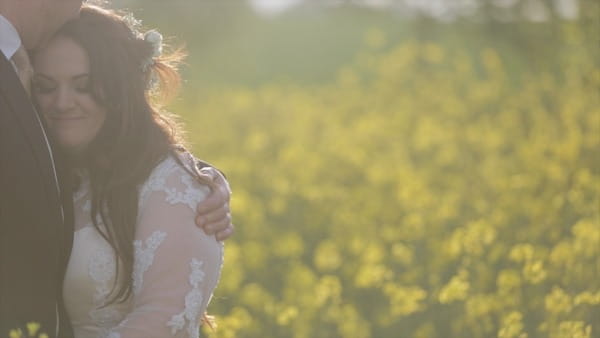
63 153 224 338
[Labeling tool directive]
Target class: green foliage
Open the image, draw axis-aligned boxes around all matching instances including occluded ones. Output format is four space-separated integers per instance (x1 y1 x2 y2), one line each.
175 17 600 337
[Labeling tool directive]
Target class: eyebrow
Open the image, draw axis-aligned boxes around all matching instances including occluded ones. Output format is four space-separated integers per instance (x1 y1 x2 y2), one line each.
34 73 90 81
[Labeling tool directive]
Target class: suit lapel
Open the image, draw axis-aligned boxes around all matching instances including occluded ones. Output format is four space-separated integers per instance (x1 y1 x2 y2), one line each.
0 52 63 219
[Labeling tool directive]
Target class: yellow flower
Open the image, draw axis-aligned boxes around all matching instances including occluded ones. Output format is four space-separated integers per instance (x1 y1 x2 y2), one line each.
26 322 40 337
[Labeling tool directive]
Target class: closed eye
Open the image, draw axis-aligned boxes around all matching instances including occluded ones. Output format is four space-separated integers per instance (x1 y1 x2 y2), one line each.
73 75 91 94
32 79 56 94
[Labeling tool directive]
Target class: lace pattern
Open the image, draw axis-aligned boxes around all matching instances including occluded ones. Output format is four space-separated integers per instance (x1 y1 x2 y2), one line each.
138 157 173 209
139 156 210 212
73 175 89 203
133 230 167 295
167 258 206 337
106 333 120 338
165 174 209 210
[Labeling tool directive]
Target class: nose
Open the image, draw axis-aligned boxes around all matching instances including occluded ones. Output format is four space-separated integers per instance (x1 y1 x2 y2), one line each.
54 87 76 112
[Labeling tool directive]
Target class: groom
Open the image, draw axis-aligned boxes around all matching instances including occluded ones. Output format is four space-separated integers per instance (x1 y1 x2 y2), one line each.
0 0 234 336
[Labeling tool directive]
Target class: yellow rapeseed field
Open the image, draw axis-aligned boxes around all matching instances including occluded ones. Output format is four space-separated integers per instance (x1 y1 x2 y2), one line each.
180 23 599 338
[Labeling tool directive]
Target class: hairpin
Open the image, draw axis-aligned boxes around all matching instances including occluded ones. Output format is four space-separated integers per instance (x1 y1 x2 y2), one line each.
141 30 163 71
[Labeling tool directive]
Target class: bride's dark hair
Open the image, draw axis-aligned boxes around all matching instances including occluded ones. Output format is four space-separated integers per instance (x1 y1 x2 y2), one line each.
53 5 208 305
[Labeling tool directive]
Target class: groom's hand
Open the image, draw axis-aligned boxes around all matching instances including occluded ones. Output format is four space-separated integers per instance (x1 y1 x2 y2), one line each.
195 166 234 241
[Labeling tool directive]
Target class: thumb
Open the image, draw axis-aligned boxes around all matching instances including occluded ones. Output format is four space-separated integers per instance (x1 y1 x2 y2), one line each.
198 167 219 189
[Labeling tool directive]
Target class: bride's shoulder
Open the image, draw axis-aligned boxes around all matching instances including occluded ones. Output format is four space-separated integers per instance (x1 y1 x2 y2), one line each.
139 149 211 208
147 149 204 180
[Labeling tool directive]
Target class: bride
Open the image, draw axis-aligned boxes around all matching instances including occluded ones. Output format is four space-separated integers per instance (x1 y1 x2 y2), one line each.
31 5 223 338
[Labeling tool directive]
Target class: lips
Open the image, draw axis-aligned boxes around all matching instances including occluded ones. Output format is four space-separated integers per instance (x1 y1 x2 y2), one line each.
48 115 85 121
47 115 87 129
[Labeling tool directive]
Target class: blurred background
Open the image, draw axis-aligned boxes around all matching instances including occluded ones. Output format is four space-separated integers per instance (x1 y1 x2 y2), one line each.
112 1 598 337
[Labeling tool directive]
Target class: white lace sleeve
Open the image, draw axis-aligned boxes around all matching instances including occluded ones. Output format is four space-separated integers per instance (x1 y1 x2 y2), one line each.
107 156 223 338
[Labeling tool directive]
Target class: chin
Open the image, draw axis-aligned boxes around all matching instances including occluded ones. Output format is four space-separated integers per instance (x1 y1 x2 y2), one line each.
60 142 87 155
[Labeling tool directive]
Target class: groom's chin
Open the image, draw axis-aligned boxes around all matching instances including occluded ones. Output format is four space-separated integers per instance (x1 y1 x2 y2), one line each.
33 35 53 53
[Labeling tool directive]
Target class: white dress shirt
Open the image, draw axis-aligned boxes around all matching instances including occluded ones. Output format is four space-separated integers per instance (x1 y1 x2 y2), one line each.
0 13 21 66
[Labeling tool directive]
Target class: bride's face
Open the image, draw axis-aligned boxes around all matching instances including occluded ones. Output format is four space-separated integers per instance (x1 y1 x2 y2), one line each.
32 35 107 154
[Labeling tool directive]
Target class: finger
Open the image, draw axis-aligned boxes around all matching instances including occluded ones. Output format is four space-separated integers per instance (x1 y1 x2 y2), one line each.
196 186 226 215
204 216 232 235
198 167 219 183
197 209 230 230
200 167 231 199
213 172 232 198
215 224 235 241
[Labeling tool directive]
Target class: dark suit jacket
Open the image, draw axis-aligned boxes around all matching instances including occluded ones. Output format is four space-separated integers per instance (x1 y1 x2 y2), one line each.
0 52 74 337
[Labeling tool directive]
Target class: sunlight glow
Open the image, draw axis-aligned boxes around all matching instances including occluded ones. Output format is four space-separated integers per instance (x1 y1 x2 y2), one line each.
249 0 304 15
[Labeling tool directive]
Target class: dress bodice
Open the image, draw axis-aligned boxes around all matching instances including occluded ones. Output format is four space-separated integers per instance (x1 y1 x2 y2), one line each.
63 154 223 338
